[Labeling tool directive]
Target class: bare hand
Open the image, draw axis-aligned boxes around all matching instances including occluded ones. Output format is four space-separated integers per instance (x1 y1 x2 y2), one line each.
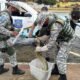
11 31 18 37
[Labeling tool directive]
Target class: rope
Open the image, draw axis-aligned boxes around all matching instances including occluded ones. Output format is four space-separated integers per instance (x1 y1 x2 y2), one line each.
70 51 80 57
35 37 48 71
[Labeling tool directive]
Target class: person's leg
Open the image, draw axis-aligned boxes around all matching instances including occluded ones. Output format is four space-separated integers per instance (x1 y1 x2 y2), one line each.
51 63 59 75
51 43 60 75
56 42 70 80
0 51 9 74
7 47 25 75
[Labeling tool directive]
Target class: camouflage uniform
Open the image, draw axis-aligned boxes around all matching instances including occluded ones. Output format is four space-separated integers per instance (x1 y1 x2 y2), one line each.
35 14 75 76
33 12 57 44
34 12 73 75
15 12 56 46
35 7 79 80
45 17 75 74
0 10 17 67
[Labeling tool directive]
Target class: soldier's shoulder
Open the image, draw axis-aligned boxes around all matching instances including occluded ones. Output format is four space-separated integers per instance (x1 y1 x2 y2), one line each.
0 10 10 23
0 10 10 16
48 12 57 18
55 17 65 26
48 13 57 23
47 12 65 25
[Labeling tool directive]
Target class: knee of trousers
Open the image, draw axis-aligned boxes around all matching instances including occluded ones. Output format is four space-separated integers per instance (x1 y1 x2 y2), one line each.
56 61 67 74
6 47 15 56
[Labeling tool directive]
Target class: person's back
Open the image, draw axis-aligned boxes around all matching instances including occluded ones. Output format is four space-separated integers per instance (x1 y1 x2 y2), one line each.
57 6 80 42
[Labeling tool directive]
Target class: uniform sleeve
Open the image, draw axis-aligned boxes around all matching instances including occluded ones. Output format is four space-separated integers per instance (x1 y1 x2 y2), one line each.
34 15 40 26
34 12 43 26
46 23 62 49
34 19 38 26
0 11 12 36
0 25 11 36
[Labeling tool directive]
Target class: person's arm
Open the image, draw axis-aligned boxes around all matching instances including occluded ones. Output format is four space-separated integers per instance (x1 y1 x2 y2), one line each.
28 24 36 38
37 35 49 42
35 22 63 52
0 25 12 36
28 16 39 37
46 23 62 49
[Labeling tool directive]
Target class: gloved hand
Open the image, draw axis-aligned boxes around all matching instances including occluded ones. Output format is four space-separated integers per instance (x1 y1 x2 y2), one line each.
35 45 48 52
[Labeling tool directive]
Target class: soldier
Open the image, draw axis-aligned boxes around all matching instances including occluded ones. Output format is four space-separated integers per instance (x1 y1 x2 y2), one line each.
28 6 49 38
35 7 80 80
0 3 25 75
28 6 57 61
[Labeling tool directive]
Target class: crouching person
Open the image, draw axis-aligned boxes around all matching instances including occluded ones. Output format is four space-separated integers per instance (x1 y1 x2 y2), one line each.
28 7 57 59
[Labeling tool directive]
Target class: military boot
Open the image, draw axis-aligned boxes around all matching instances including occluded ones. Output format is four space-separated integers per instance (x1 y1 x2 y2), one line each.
0 65 9 74
58 74 67 80
51 64 59 75
12 65 25 75
45 57 50 62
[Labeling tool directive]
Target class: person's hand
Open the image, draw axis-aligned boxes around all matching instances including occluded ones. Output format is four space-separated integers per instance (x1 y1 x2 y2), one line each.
35 45 48 52
11 31 18 37
35 46 42 52
35 38 40 44
7 38 13 47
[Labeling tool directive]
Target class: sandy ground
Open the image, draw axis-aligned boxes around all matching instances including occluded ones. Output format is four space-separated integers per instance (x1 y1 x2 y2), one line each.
1 37 80 80
14 45 80 63
0 64 80 80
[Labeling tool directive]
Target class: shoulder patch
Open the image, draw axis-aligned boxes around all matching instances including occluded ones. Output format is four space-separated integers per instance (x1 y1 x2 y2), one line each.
56 18 64 25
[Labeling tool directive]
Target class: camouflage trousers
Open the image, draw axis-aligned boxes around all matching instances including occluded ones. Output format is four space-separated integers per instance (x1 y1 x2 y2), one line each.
0 51 17 67
56 42 71 74
42 40 73 74
0 40 17 67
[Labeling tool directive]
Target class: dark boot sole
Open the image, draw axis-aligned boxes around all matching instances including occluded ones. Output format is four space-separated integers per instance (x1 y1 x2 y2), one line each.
12 71 25 75
0 69 9 74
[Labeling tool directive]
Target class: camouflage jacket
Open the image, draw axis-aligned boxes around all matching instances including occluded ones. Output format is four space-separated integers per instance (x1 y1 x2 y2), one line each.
46 17 75 49
0 10 12 41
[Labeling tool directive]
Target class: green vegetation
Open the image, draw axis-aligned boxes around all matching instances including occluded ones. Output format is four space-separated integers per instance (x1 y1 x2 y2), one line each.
37 0 56 5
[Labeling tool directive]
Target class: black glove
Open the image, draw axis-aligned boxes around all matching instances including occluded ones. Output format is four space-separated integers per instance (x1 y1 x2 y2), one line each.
0 47 7 53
